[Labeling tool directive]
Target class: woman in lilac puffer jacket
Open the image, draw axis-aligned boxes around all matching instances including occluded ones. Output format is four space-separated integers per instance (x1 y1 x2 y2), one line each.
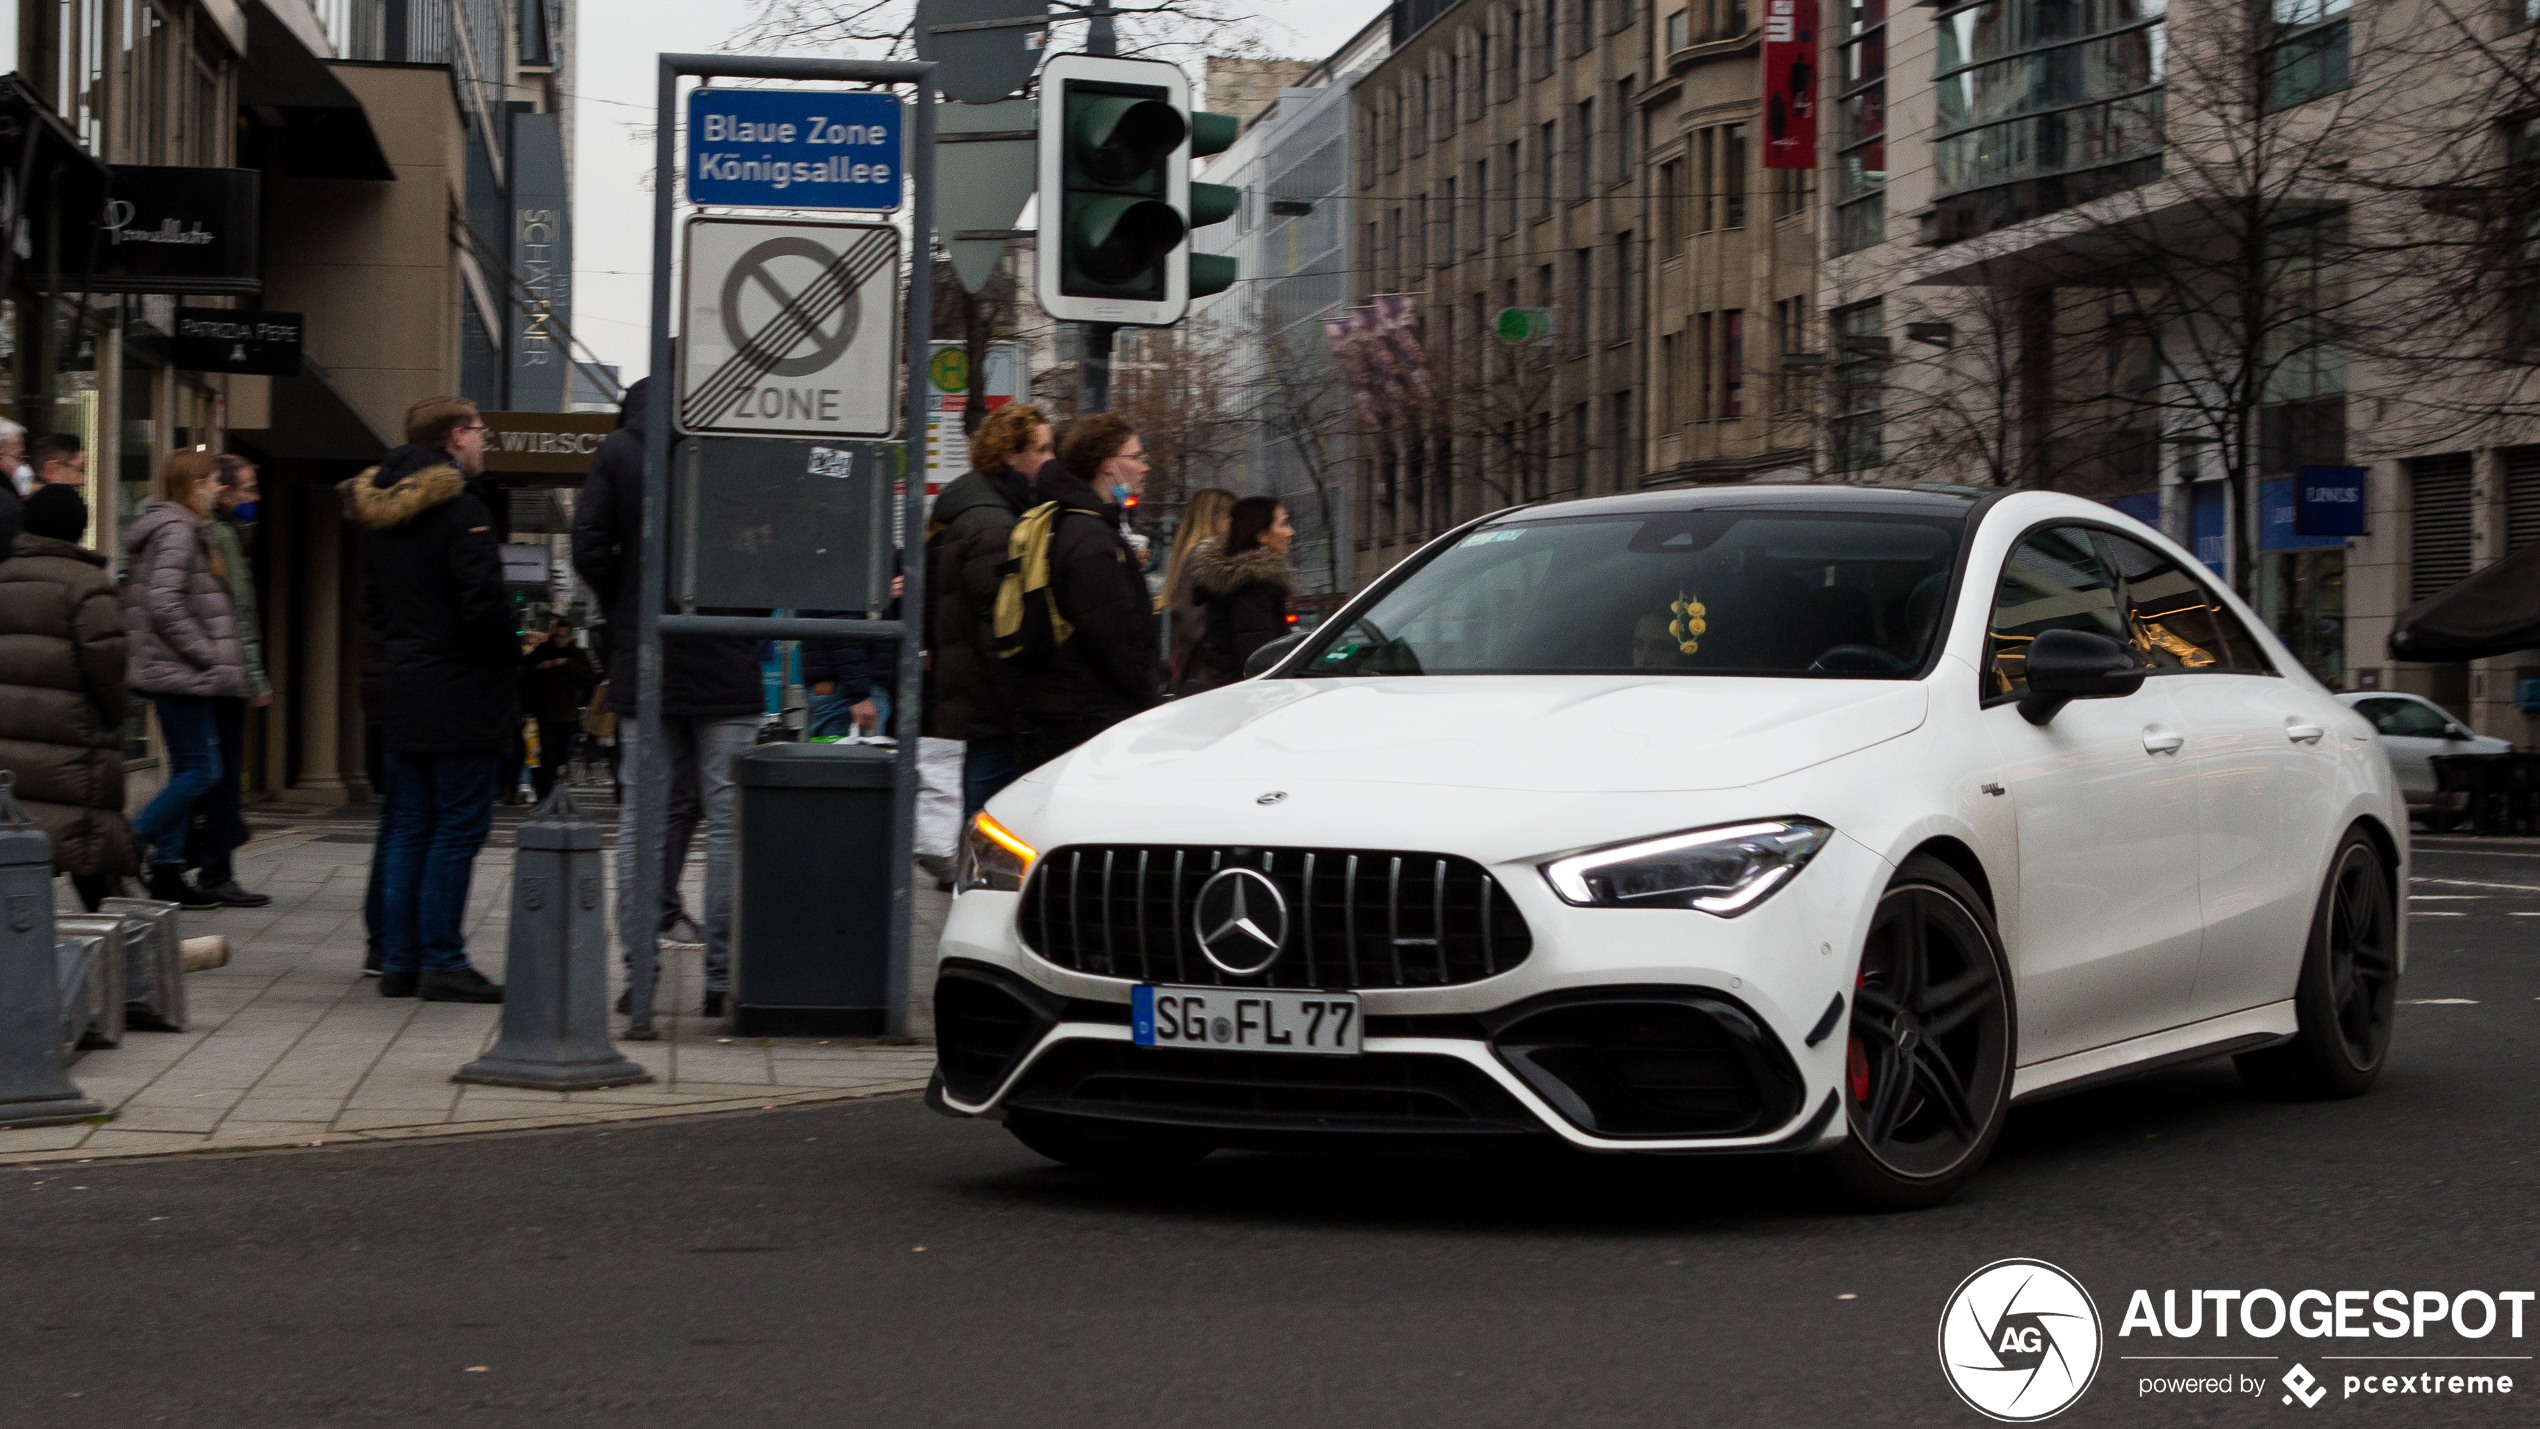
122 450 244 904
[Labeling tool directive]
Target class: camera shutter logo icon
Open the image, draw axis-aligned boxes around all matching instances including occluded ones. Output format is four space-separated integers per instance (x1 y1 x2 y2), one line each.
1937 1259 2103 1421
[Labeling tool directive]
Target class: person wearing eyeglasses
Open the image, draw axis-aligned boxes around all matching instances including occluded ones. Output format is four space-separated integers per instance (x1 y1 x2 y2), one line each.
346 396 514 1004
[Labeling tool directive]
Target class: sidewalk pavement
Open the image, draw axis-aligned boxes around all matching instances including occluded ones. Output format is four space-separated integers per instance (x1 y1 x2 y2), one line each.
0 792 947 1166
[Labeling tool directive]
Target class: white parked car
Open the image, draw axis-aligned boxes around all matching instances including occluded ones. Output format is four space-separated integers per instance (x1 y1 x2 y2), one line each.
2335 690 2511 811
932 487 2406 1207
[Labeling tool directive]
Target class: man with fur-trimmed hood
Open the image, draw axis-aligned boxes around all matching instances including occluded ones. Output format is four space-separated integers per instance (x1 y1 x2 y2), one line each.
347 396 513 1003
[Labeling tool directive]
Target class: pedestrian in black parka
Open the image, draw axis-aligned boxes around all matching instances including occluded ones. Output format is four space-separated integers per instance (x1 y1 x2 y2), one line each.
1019 413 1159 768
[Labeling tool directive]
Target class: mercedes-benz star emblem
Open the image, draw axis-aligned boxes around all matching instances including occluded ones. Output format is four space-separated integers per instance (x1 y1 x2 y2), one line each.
1192 867 1289 977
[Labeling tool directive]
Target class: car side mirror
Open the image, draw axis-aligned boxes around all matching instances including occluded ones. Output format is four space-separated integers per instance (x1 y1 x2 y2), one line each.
2446 725 2473 741
2019 628 2147 726
1244 631 1308 679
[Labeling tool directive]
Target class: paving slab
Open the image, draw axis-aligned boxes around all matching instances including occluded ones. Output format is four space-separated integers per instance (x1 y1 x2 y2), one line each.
0 794 938 1164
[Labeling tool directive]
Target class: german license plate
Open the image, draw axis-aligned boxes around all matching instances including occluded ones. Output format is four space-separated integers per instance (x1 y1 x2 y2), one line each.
1131 985 1361 1056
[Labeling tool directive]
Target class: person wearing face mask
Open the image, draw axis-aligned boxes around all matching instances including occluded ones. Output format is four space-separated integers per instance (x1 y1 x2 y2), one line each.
1017 412 1160 769
178 454 274 908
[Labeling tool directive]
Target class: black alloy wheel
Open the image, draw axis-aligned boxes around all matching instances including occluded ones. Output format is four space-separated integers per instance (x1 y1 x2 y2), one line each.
1821 855 2014 1210
2238 829 2398 1099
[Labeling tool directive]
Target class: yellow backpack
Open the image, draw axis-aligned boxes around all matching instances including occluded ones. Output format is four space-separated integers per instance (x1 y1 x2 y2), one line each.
991 501 1075 665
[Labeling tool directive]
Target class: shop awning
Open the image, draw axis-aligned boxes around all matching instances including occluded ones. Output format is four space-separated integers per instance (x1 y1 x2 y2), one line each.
236 0 396 182
230 353 390 464
2388 544 2540 662
0 75 115 279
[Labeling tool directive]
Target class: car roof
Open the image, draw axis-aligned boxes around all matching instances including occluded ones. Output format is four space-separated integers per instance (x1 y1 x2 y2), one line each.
1475 484 1987 525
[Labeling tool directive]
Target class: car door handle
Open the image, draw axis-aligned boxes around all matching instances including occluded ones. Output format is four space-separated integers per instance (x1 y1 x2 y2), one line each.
2143 728 2185 755
2286 723 2326 745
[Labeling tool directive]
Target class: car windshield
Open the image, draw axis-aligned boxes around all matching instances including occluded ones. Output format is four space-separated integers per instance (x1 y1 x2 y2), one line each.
1296 508 1967 679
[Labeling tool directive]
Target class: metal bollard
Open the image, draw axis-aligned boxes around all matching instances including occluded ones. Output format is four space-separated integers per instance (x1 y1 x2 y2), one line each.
455 784 652 1091
0 774 102 1128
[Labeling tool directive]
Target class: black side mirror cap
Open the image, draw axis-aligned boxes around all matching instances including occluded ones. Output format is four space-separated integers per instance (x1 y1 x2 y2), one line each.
1244 630 1309 679
2018 628 2148 726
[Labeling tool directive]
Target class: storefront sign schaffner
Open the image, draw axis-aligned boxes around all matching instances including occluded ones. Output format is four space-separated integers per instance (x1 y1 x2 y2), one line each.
675 216 902 440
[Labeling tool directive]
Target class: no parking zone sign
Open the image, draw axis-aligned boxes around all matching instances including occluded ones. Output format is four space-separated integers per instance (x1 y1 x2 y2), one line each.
677 216 902 439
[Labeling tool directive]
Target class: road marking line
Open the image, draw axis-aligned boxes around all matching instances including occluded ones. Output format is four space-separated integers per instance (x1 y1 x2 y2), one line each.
2400 998 2480 1004
2409 911 2467 917
2411 877 2540 893
2408 894 2486 900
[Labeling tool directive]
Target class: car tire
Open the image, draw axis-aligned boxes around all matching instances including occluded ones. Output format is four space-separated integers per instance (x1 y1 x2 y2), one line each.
1816 855 2015 1212
1004 1111 1214 1172
2235 828 2398 1100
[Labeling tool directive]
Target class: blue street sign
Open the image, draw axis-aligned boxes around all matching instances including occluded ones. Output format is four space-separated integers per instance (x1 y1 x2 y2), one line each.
687 89 902 210
2294 464 2368 537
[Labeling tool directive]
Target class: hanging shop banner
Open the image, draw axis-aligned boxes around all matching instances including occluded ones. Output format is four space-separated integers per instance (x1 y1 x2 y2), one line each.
171 308 303 376
2294 465 2369 538
88 166 262 295
1760 0 1818 170
687 89 903 210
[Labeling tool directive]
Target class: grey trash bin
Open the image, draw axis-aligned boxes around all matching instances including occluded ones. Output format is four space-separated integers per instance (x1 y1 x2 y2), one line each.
731 741 897 1036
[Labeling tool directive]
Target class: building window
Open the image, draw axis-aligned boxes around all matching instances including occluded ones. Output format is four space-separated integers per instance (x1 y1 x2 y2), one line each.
1577 98 1596 191
1835 0 1886 253
1775 295 1810 408
1721 124 1747 229
1574 247 1594 343
1697 311 1714 417
2267 0 2352 111
1662 331 1681 427
1929 0 2165 241
1659 158 1686 247
1667 8 1689 48
1775 162 1813 220
1539 120 1557 218
1444 178 1458 257
1697 129 1717 230
1615 77 1635 183
1570 401 1591 493
1832 300 1885 472
1613 391 1635 487
2513 118 2540 354
1616 231 1635 340
1504 140 1521 231
1722 310 1745 418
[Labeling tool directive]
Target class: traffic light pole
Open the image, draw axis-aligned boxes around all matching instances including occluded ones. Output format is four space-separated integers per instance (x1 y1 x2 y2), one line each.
1081 322 1117 413
1077 0 1116 412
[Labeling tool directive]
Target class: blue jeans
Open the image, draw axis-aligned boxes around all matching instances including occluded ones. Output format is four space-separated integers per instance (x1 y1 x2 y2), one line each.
131 694 224 867
962 735 1024 825
809 686 888 738
379 752 502 974
615 716 756 993
362 749 405 964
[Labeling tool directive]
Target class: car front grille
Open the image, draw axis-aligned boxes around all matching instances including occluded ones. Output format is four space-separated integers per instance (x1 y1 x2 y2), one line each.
1018 845 1533 991
1003 1040 1546 1136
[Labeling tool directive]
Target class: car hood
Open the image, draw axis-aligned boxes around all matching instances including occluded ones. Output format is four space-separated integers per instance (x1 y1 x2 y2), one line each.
1043 676 1930 795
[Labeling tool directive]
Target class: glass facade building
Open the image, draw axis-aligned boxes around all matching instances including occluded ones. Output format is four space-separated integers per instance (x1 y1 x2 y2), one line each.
1927 0 2166 241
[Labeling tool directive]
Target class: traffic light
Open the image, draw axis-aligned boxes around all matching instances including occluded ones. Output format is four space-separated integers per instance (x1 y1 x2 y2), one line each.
1036 54 1238 325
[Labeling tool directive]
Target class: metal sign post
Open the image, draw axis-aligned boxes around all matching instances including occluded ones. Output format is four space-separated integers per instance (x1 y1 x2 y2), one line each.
636 54 935 1039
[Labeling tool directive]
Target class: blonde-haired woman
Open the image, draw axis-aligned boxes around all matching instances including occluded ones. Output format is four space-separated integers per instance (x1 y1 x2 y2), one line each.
123 450 245 907
927 400 1055 822
1162 487 1237 695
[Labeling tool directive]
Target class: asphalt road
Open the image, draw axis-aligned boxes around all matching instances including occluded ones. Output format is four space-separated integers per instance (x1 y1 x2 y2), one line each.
6 844 2536 1429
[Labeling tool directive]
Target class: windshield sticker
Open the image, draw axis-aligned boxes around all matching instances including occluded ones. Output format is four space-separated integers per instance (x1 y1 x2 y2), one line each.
1458 529 1526 548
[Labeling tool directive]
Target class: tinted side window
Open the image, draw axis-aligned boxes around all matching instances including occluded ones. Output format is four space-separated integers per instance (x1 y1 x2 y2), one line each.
2363 698 2451 738
1985 526 2132 698
2093 533 2275 675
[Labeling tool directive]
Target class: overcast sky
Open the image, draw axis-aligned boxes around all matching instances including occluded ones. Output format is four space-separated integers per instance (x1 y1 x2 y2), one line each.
570 0 1385 389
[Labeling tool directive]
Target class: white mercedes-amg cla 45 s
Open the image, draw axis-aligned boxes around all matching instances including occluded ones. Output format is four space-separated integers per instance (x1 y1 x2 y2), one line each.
927 486 2406 1208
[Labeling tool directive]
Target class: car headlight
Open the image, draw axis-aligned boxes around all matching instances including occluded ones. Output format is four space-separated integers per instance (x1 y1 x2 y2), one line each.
958 811 1037 894
1540 818 1832 915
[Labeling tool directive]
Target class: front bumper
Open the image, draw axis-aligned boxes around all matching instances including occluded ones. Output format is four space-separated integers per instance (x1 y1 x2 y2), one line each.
928 832 1885 1155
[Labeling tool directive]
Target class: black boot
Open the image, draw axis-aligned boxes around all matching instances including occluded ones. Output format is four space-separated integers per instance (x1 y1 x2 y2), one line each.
145 864 222 909
193 878 273 908
419 966 503 1003
378 969 419 998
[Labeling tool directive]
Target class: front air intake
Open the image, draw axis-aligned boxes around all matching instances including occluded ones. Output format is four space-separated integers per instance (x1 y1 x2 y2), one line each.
1487 989 1806 1139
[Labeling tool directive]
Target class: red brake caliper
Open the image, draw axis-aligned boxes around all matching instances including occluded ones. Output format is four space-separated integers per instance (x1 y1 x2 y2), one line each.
1847 964 1870 1103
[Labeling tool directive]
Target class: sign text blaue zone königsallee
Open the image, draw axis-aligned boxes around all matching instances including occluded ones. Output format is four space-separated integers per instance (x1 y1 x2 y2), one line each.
687 89 903 210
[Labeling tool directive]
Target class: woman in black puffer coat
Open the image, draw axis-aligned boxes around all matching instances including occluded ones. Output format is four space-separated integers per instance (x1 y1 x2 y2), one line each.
1191 496 1297 689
